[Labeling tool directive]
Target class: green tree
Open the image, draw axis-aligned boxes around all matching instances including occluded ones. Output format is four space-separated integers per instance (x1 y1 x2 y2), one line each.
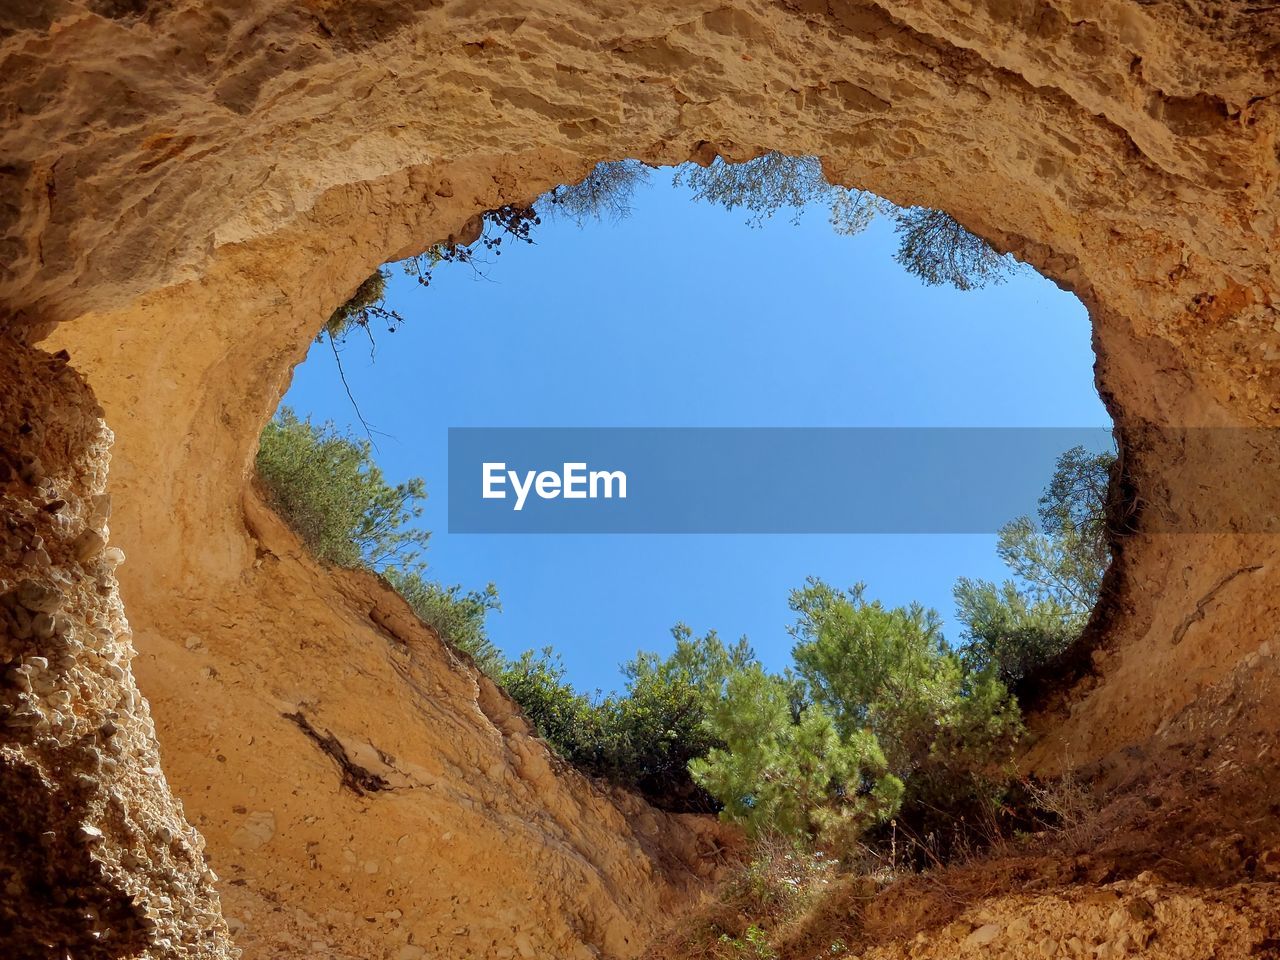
600 626 756 809
788 580 947 745
955 446 1115 684
255 408 429 570
952 579 1081 684
689 664 903 842
786 579 1023 850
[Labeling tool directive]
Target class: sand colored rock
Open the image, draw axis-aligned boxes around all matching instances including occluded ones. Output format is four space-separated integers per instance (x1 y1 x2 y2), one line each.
0 339 230 956
2 0 1280 957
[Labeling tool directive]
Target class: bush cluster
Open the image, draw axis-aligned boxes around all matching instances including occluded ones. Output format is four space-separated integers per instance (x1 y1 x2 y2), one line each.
258 407 1113 861
255 408 428 570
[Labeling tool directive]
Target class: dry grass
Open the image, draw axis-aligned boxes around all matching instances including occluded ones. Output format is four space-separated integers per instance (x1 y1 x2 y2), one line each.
648 770 1107 960
1023 763 1103 852
648 833 839 959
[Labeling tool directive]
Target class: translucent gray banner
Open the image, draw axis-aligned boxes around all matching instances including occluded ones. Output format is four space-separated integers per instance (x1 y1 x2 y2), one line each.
447 427 1135 534
446 426 1280 534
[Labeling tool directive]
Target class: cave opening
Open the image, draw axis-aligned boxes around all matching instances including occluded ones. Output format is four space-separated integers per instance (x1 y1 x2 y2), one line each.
6 4 1279 956
263 157 1116 815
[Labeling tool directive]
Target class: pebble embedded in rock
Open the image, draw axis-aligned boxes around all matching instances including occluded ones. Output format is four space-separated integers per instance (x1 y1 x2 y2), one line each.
16 579 62 613
965 923 1002 947
47 689 72 709
72 529 106 562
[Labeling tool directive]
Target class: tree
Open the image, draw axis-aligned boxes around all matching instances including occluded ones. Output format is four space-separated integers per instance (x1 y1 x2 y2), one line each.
600 626 757 810
952 579 1081 684
786 579 1023 853
689 580 1020 850
892 208 1014 290
255 408 429 570
689 665 902 842
677 152 1016 289
674 153 884 234
955 446 1115 685
788 580 947 746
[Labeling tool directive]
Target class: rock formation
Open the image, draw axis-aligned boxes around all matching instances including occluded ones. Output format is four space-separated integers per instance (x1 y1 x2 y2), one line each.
2 0 1279 957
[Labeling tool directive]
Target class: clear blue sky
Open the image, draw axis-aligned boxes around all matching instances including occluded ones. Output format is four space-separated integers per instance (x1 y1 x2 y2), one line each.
281 174 1110 692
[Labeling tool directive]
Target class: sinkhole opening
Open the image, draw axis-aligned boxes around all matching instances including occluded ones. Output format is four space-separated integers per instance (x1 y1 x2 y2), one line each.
257 155 1115 861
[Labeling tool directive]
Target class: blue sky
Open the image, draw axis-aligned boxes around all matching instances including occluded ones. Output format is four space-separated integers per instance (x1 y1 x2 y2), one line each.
281 173 1110 692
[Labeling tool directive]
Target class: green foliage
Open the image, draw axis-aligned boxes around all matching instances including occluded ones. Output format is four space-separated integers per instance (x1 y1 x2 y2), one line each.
497 648 605 765
324 268 405 342
543 159 652 225
690 664 903 843
256 409 507 696
955 446 1115 685
785 580 1022 852
718 925 776 959
788 580 947 742
675 153 884 235
600 626 756 809
255 408 429 570
677 152 1016 289
496 627 756 811
891 208 1013 290
386 570 504 674
953 579 1080 685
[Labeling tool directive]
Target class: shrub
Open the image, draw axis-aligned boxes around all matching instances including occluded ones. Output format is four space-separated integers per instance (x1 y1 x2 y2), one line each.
497 648 607 764
649 835 837 960
690 664 903 844
493 627 756 812
386 570 504 674
596 626 755 810
786 579 1023 857
542 159 651 225
255 408 429 570
323 268 405 342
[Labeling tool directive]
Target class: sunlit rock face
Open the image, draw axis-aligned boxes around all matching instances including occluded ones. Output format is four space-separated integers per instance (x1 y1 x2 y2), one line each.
2 1 1280 957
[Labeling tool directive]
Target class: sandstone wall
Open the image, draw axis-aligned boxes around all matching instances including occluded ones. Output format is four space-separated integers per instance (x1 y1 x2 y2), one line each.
3 0 1280 957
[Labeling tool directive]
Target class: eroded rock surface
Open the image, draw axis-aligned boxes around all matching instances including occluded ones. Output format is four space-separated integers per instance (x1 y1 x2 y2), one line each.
2 0 1280 957
0 340 229 957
